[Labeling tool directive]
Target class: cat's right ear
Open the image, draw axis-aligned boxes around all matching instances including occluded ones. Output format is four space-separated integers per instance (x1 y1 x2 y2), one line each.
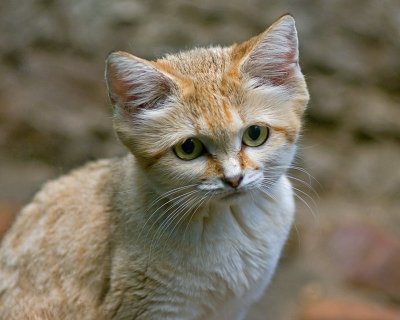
105 52 176 115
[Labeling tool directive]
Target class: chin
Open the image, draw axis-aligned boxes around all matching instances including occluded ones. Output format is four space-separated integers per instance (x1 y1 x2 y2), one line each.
214 189 251 204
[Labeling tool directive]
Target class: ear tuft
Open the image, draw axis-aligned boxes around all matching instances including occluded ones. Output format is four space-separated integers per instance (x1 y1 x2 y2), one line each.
242 14 301 87
105 52 175 115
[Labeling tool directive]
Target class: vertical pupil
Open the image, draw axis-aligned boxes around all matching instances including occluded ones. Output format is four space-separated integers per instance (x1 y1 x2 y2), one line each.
248 126 261 140
182 139 195 154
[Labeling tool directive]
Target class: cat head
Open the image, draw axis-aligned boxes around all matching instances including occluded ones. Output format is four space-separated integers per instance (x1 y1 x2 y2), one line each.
105 15 309 204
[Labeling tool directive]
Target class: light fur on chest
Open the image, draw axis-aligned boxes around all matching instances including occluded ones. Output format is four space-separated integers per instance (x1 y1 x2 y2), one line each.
107 176 294 320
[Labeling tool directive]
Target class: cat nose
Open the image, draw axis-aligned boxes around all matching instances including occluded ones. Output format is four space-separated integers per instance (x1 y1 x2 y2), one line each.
222 174 243 188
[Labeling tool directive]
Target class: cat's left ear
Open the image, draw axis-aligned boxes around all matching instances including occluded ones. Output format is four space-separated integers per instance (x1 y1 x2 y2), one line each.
240 14 302 88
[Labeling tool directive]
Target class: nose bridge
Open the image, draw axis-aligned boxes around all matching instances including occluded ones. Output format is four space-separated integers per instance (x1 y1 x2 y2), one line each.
221 155 242 178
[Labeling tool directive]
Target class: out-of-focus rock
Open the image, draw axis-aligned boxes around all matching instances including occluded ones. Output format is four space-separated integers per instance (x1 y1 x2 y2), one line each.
330 224 400 300
299 298 400 320
345 144 400 199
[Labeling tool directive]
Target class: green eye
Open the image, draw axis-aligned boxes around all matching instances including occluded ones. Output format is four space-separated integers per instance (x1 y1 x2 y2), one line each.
242 125 269 147
173 138 205 160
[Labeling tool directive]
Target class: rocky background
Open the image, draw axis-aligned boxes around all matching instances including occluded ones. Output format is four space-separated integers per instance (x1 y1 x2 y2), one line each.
0 0 399 319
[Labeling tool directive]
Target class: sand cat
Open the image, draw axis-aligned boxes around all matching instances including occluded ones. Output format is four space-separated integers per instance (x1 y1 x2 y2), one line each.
0 14 309 319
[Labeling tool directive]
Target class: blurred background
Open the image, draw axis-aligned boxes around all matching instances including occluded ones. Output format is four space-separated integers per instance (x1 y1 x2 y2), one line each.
0 0 399 319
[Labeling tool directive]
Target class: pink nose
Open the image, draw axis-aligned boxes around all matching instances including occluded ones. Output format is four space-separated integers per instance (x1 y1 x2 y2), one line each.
222 175 243 188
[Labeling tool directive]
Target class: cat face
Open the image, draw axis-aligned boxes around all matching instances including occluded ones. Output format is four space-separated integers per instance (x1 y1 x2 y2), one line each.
106 15 309 204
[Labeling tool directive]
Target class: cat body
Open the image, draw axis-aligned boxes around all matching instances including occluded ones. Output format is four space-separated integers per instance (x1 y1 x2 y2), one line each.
0 157 294 319
0 15 308 319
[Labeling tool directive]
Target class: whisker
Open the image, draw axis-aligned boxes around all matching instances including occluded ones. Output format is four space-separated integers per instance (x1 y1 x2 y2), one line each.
285 174 317 193
291 186 318 210
270 165 320 187
138 188 197 241
143 191 198 261
182 191 213 240
154 192 199 248
145 184 197 212
146 188 205 258
261 171 319 223
159 194 206 253
154 190 212 258
293 192 318 222
148 190 197 233
258 185 279 203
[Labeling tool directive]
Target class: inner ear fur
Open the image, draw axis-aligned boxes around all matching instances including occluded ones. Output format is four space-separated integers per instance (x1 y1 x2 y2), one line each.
105 52 177 115
233 14 302 88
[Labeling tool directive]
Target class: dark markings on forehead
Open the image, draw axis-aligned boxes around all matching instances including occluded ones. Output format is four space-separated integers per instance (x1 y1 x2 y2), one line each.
159 49 228 80
185 87 237 133
222 100 233 123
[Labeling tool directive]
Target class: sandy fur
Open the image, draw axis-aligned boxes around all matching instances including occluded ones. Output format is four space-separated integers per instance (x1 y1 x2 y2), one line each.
0 156 295 319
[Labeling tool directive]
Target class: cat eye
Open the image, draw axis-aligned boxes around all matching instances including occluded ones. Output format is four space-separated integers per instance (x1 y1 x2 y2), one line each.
242 125 269 147
173 138 205 160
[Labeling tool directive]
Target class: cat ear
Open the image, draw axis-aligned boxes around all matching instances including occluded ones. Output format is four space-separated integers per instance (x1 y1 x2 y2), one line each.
241 14 301 87
105 52 176 115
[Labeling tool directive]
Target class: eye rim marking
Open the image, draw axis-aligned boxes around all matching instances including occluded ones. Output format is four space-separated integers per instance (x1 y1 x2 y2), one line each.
242 124 270 147
173 137 205 161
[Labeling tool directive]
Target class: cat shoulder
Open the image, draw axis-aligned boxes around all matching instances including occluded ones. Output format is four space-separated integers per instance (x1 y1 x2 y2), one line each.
1 158 119 255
